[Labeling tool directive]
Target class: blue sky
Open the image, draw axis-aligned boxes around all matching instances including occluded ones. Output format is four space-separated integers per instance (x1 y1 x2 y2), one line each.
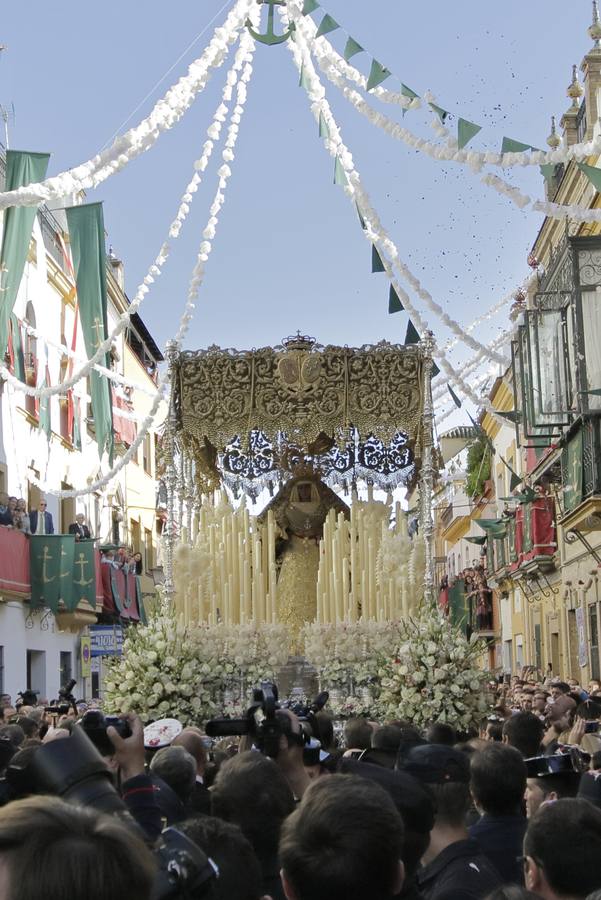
0 1 589 419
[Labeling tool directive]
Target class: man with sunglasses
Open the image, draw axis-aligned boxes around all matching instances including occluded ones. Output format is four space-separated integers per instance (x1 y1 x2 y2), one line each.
29 498 54 535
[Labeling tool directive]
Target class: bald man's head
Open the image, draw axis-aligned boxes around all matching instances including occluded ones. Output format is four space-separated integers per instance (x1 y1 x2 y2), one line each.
171 729 207 776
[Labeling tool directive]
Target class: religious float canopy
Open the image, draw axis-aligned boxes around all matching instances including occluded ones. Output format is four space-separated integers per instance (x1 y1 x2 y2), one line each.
171 334 428 497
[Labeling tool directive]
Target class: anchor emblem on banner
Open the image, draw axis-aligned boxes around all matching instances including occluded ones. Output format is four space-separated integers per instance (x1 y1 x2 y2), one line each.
246 0 295 46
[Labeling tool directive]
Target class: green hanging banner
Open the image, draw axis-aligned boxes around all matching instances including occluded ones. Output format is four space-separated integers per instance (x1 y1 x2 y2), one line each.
563 428 583 512
366 59 391 92
38 365 52 441
334 156 348 187
0 151 51 359
429 103 449 124
343 37 364 61
66 203 114 464
389 284 403 313
404 320 421 345
318 110 330 139
577 162 601 192
71 540 98 611
315 13 339 38
457 118 482 150
73 395 82 451
302 0 320 13
372 244 386 273
465 535 487 546
9 315 25 381
30 535 75 612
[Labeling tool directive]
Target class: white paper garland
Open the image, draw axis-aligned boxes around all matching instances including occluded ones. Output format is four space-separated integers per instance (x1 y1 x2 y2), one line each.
27 30 257 499
290 11 509 369
0 0 254 212
286 7 506 424
300 11 601 171
0 31 253 400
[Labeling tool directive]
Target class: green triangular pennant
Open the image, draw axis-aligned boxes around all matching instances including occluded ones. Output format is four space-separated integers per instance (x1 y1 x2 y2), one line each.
457 118 482 150
389 284 403 313
510 472 522 492
334 156 348 187
447 384 462 408
577 162 601 192
372 244 386 273
356 203 367 230
465 535 487 546
540 163 557 183
517 488 537 504
501 137 538 155
429 103 449 123
302 0 320 15
580 388 601 396
318 110 330 139
344 37 364 61
404 320 421 345
315 13 339 38
401 83 419 100
432 361 440 377
299 63 311 90
366 59 391 92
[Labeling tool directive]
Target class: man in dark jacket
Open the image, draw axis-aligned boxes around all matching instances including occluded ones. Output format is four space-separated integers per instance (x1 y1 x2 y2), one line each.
469 742 527 884
401 744 501 900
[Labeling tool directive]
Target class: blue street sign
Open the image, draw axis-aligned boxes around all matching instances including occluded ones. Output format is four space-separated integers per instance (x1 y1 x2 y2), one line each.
89 625 124 657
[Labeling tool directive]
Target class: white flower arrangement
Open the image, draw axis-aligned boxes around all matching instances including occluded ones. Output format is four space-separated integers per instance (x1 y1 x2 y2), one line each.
104 610 290 726
377 606 490 731
303 620 400 715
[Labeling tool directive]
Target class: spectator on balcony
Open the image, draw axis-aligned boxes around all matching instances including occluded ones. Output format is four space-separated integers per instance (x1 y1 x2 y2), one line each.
29 499 54 535
68 513 92 541
13 498 31 533
0 492 13 527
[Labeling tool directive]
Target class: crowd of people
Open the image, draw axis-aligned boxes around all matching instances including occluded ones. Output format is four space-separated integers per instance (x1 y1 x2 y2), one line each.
0 492 148 574
1 672 601 900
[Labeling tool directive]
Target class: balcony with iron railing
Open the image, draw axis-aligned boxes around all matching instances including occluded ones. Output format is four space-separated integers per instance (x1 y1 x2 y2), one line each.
512 233 601 538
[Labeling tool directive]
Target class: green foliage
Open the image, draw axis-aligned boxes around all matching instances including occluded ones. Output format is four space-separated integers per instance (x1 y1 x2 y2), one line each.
466 437 491 498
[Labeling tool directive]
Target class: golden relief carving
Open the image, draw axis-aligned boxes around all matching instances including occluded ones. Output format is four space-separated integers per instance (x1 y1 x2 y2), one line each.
175 340 424 452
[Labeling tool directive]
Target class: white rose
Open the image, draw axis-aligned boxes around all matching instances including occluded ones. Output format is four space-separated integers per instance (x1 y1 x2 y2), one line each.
165 682 176 694
146 651 158 663
159 701 170 712
152 682 163 694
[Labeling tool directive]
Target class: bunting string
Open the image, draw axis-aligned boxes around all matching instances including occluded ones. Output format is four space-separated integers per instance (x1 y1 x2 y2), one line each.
0 30 253 400
0 0 253 212
27 28 257 498
304 33 601 224
298 0 601 171
291 5 509 369
285 4 506 424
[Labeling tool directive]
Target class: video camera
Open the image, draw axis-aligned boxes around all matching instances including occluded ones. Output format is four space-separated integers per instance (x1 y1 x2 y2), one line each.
205 682 329 759
16 688 39 708
1 723 217 899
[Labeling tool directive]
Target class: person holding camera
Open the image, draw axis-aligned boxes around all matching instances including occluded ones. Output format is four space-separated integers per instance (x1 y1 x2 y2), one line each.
556 699 601 754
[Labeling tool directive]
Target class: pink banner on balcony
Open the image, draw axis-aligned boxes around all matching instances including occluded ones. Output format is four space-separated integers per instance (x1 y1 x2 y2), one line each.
113 392 137 446
100 562 141 620
0 526 30 594
531 497 556 557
